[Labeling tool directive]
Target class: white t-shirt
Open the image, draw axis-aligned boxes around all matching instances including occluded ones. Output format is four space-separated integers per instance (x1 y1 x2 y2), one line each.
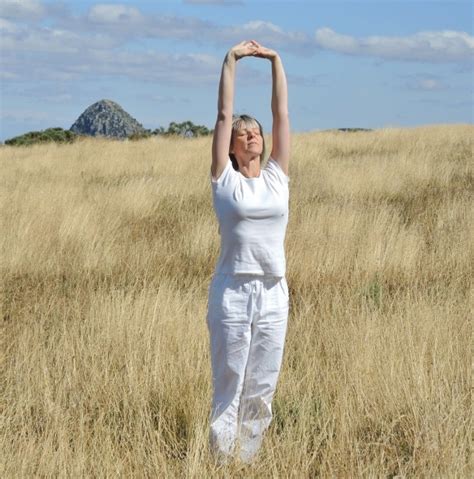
210 157 289 277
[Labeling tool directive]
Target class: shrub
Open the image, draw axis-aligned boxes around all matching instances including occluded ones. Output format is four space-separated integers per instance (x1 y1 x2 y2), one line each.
150 121 212 138
128 130 152 141
5 128 78 146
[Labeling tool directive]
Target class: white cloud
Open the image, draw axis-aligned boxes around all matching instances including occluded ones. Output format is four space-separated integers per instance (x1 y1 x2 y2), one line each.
0 3 346 61
86 50 222 84
79 5 212 42
45 5 312 54
314 28 474 63
1 1 472 66
1 22 120 54
0 71 18 79
1 29 224 85
60 6 474 62
0 17 20 33
241 20 286 36
87 4 144 24
416 79 446 91
403 74 448 91
216 20 313 53
1 109 50 122
0 3 311 56
1 7 265 85
0 0 45 21
44 93 74 103
1 0 472 92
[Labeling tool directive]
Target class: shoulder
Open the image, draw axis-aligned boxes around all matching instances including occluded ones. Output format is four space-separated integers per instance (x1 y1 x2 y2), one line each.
211 157 237 186
211 158 232 183
264 157 290 184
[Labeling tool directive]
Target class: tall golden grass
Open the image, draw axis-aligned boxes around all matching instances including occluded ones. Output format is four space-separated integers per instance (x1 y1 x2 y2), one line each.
1 124 472 477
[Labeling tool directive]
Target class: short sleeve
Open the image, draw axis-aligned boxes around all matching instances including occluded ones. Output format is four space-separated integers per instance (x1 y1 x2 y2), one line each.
264 157 290 184
211 158 233 185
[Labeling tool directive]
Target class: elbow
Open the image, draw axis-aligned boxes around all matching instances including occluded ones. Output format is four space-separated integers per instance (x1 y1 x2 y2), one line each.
272 110 289 122
216 110 233 123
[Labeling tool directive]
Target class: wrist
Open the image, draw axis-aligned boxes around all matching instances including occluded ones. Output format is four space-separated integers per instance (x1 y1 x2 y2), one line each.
226 51 238 62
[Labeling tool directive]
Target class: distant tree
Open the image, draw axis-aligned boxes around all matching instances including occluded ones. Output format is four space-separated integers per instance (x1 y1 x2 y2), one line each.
128 130 152 141
151 127 166 136
5 128 77 146
130 121 212 139
5 122 213 146
159 121 212 138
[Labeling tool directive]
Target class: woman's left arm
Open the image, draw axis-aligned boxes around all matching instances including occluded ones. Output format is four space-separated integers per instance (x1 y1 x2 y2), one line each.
269 54 290 175
254 44 290 175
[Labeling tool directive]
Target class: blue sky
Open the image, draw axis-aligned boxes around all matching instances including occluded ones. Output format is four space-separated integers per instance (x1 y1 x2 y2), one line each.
0 0 472 141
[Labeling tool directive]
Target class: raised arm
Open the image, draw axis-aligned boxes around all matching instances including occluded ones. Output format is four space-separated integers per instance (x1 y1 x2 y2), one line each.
254 44 290 175
211 41 258 180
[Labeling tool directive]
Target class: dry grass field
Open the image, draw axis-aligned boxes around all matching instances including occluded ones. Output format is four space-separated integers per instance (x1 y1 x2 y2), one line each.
1 124 472 478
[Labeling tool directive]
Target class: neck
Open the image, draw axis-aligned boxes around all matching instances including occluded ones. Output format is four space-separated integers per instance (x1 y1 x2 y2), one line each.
238 155 261 178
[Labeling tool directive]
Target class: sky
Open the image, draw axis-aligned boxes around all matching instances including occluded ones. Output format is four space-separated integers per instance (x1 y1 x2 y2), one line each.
0 0 473 141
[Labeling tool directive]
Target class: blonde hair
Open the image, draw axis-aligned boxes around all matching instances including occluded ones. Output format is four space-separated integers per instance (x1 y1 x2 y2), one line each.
229 114 266 171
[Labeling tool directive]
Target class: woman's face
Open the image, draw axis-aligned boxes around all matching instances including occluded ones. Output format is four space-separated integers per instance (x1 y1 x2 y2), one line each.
230 124 263 163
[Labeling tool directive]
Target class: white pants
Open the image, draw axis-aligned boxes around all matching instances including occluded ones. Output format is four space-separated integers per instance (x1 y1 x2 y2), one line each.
206 273 289 463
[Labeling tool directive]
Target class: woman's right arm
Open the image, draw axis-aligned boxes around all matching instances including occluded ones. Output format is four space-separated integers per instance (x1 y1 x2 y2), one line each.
211 41 257 180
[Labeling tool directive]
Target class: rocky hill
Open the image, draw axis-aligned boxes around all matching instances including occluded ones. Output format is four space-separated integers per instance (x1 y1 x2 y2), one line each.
70 100 146 139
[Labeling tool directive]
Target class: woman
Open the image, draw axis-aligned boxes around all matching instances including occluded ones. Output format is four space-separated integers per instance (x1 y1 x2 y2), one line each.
207 40 290 464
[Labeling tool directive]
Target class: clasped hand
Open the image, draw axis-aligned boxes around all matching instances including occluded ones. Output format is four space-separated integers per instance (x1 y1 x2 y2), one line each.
229 40 277 61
